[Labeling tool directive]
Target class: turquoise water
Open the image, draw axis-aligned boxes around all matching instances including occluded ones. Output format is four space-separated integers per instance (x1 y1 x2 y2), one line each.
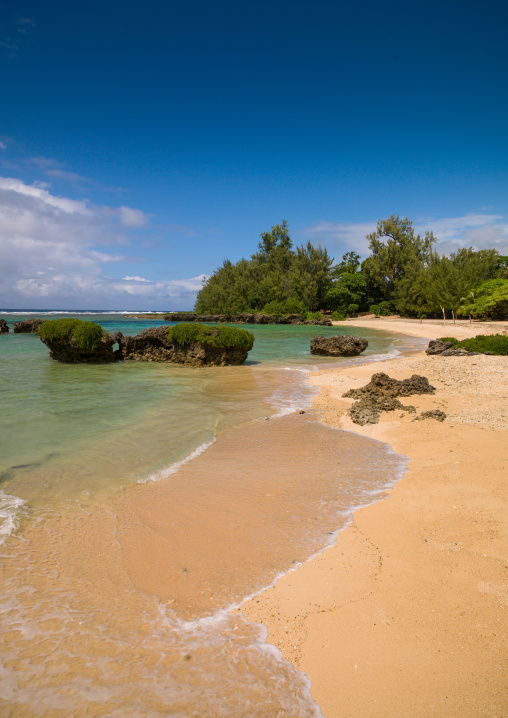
0 312 416 717
0 313 400 509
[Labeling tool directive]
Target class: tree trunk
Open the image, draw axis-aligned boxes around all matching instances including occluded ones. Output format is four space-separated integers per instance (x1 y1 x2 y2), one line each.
440 305 446 322
452 310 456 324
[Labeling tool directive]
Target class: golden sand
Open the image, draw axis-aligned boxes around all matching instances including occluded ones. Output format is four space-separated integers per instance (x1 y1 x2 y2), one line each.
241 319 508 717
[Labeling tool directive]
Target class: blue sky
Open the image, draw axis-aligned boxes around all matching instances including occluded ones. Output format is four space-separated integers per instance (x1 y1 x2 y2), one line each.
1 0 507 309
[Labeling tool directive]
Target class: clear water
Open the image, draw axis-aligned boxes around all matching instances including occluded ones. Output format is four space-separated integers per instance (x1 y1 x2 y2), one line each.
0 312 414 717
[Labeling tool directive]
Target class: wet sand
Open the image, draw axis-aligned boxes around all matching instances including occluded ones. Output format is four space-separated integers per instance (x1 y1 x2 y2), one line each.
241 319 508 717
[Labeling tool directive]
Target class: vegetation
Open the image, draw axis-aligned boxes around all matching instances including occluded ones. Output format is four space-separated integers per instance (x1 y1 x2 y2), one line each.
195 221 333 314
438 334 508 355
195 216 508 320
167 323 254 350
39 318 106 350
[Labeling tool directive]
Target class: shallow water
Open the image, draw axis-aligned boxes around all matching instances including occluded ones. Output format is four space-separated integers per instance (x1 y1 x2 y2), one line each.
0 312 419 716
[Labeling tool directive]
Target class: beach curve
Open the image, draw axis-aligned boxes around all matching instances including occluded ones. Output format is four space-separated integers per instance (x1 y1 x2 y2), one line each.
241 318 508 717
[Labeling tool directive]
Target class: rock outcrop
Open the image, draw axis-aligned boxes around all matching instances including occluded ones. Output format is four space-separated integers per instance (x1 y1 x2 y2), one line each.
40 319 254 366
414 409 447 422
13 319 46 334
164 312 332 327
310 334 368 356
164 312 198 322
426 339 479 356
118 326 252 366
343 372 436 425
0 318 9 334
426 339 453 354
40 328 115 363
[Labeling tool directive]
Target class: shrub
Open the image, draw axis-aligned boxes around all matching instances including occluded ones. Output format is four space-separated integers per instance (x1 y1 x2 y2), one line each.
369 301 393 316
167 323 254 350
39 318 106 350
306 311 324 321
347 303 359 316
331 310 346 320
261 300 283 317
438 334 508 355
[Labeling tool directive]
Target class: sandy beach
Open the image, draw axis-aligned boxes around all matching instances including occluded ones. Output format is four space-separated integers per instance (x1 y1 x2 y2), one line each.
241 318 508 717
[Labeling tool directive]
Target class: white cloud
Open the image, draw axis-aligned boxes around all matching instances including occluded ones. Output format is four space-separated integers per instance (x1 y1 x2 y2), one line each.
300 220 376 257
414 214 508 255
117 206 149 228
301 214 508 261
0 176 203 309
0 142 6 150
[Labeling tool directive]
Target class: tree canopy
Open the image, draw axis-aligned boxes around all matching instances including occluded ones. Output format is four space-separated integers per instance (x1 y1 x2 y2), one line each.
194 217 506 320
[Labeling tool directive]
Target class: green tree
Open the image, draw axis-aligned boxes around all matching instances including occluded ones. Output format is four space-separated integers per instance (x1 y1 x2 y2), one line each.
291 241 334 311
325 272 367 311
195 221 335 315
364 215 436 301
457 278 508 319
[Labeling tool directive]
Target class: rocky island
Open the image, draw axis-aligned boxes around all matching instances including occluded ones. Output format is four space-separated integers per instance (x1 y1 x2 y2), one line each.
38 319 254 366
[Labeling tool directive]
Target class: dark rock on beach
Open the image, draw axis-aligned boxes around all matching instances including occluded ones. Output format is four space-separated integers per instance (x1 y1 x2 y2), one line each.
414 409 447 422
441 347 479 356
13 318 46 334
310 334 368 357
426 339 479 357
343 372 435 425
426 339 454 355
0 318 9 334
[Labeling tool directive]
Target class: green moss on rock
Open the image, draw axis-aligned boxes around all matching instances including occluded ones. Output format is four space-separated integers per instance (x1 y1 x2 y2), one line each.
39 318 106 350
167 323 254 351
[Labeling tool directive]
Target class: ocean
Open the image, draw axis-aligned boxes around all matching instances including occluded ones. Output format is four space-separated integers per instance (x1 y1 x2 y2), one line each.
0 312 422 717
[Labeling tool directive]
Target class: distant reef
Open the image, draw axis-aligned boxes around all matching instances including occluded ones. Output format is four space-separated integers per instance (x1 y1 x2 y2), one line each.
164 312 332 326
38 319 254 366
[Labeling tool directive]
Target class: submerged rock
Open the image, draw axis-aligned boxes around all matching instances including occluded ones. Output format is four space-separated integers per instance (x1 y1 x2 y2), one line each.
343 372 435 425
13 318 46 334
0 318 9 334
310 334 368 357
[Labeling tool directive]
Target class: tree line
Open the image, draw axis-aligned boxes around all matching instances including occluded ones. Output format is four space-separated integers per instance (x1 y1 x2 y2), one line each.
194 216 508 320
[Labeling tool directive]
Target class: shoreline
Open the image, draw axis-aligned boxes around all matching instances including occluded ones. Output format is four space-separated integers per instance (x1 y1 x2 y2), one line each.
241 319 508 717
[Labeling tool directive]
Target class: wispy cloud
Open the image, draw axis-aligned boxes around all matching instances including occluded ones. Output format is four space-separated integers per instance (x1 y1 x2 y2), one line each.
166 223 196 237
300 220 376 257
301 214 508 260
0 15 36 57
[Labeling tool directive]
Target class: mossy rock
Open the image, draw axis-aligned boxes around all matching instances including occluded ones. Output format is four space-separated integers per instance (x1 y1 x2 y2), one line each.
39 318 115 363
167 323 254 351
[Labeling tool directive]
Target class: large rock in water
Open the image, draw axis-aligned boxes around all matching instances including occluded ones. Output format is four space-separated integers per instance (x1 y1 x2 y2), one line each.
0 318 9 334
343 372 436 425
39 318 115 363
119 325 253 366
13 318 46 334
310 334 368 356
